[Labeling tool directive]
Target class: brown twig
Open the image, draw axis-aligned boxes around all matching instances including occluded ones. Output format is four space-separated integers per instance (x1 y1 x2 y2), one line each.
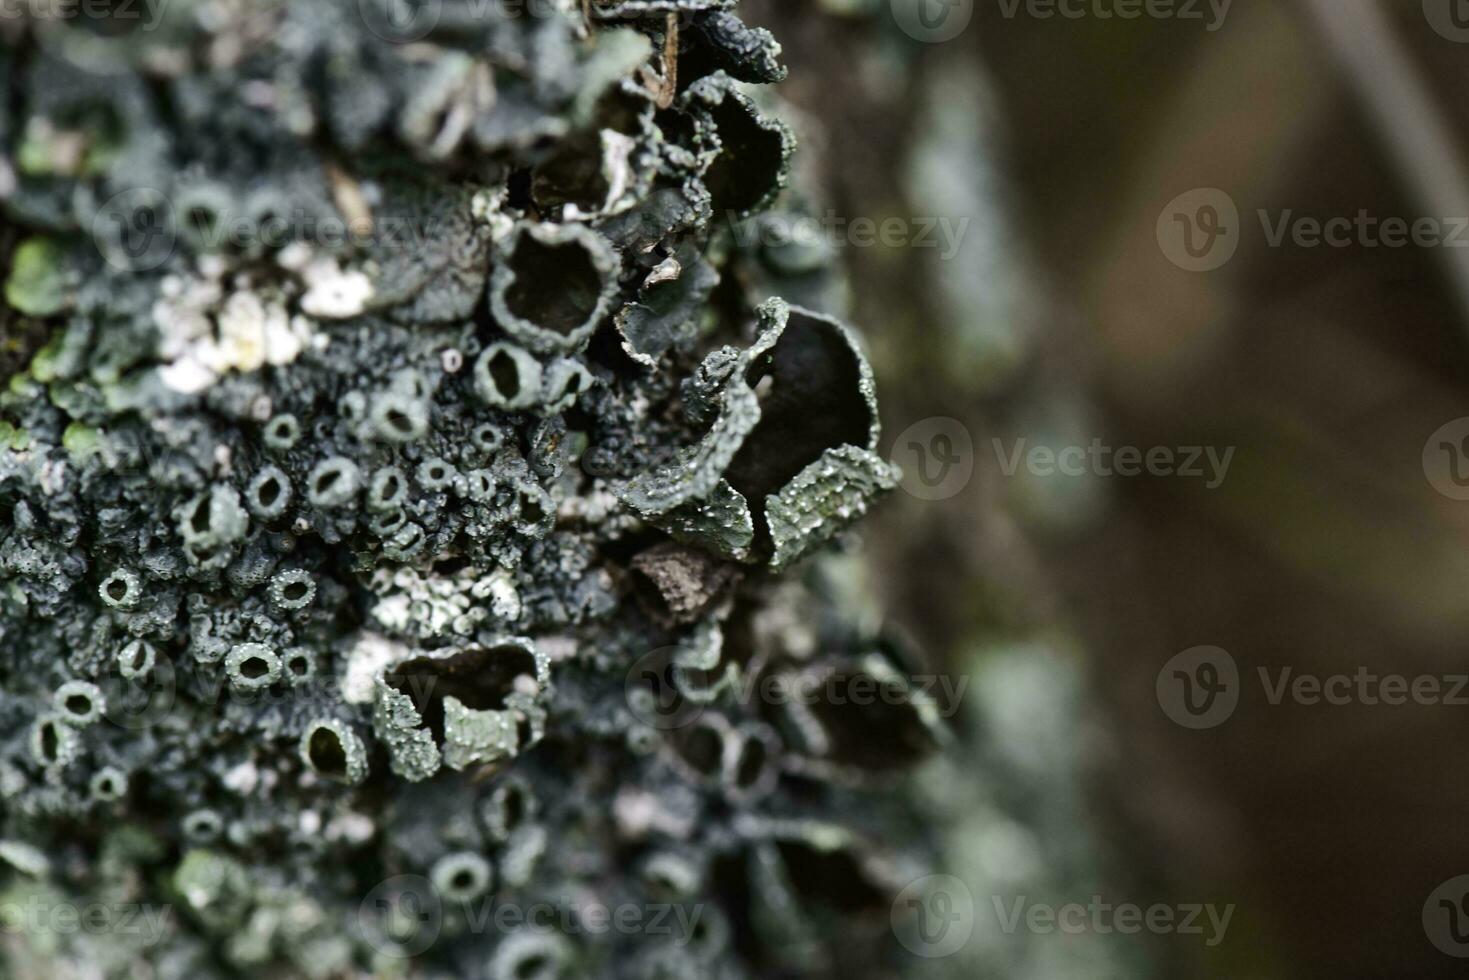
324 161 373 236
1305 0 1469 334
656 12 679 109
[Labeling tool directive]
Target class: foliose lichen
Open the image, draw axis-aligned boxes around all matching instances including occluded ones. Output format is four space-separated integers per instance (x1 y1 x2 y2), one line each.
0 3 951 978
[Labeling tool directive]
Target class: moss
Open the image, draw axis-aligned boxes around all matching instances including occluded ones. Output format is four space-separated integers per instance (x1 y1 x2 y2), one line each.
27 336 64 383
0 420 30 451
4 238 72 318
61 422 101 458
14 129 54 177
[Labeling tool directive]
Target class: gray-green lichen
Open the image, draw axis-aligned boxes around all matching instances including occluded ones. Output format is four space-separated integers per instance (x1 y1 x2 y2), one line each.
0 3 948 979
619 298 898 569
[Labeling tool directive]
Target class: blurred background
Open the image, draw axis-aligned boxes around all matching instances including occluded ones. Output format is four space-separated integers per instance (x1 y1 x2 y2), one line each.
742 1 1469 977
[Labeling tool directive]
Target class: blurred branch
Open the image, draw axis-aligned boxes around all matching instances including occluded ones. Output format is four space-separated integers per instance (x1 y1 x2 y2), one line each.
1305 0 1469 332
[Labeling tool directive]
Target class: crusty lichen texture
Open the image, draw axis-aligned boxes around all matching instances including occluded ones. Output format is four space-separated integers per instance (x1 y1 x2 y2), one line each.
0 3 948 978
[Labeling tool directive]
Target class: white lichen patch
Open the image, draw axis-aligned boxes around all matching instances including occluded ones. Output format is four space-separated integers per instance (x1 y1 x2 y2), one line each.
222 759 260 795
557 487 624 524
535 635 579 664
471 186 517 242
155 274 323 394
0 838 51 877
324 813 375 846
599 129 639 215
368 565 521 641
341 631 412 705
300 257 373 319
217 291 290 371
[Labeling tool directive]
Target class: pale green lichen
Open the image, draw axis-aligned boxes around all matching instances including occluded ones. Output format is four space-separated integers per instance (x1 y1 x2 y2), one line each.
4 238 71 317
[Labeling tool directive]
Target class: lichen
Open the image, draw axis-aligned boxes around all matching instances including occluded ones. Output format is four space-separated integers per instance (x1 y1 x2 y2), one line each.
0 4 949 978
